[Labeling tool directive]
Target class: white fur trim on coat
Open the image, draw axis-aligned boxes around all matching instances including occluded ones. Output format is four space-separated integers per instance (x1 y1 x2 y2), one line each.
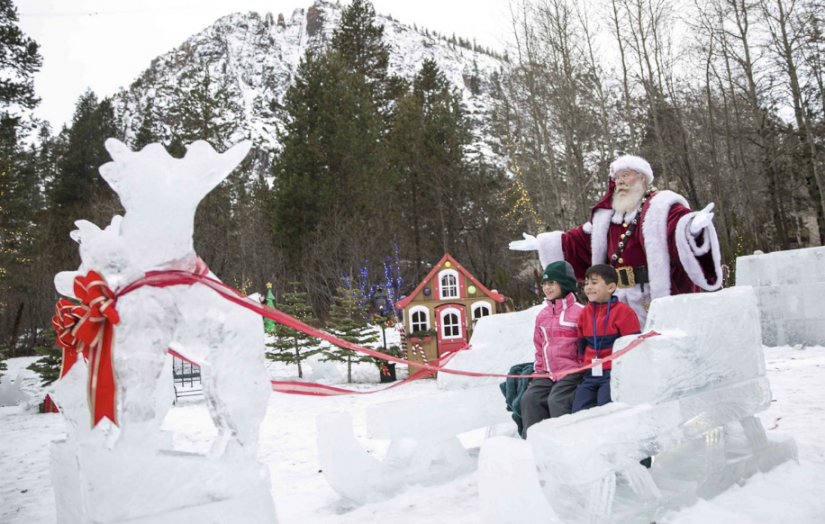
641 191 689 300
675 213 724 291
611 209 638 224
589 208 613 265
536 231 565 269
610 155 654 185
686 217 712 256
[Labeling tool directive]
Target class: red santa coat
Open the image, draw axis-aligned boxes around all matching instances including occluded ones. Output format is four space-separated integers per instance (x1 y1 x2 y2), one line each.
536 189 723 326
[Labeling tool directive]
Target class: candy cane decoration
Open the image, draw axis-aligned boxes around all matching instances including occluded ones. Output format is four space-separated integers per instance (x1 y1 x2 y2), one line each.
398 324 408 360
409 342 429 365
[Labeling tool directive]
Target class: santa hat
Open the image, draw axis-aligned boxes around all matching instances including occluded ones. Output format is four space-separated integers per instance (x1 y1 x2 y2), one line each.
609 155 654 185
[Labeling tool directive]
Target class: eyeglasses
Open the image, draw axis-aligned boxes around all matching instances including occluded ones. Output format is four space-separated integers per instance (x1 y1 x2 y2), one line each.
614 171 639 182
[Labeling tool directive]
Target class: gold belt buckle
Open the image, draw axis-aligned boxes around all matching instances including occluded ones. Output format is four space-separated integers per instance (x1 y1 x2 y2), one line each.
616 266 635 289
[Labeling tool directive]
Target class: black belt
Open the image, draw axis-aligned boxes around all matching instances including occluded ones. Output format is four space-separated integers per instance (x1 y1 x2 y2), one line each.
615 265 649 289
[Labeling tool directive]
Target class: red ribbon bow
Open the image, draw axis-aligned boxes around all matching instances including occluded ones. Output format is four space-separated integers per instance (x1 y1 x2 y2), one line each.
52 270 121 427
52 298 88 378
52 259 211 428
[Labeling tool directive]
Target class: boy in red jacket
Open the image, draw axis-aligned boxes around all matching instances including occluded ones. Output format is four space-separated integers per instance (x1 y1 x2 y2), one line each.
572 264 641 412
520 261 585 436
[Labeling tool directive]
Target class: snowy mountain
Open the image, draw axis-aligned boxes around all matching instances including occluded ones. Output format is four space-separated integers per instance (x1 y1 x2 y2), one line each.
113 0 507 167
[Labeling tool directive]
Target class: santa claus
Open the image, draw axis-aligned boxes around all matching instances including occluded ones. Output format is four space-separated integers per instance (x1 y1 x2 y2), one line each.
510 154 722 326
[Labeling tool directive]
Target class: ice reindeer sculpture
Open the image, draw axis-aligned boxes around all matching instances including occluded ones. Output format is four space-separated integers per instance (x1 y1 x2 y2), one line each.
49 139 278 524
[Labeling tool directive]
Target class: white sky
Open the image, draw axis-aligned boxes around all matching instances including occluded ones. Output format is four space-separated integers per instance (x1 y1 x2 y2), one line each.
15 0 511 132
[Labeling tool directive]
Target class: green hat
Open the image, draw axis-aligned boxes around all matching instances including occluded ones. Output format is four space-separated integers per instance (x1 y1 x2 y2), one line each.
541 261 578 296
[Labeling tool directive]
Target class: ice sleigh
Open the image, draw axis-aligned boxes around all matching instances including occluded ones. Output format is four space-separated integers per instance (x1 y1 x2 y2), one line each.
320 286 797 522
479 286 798 523
317 303 543 504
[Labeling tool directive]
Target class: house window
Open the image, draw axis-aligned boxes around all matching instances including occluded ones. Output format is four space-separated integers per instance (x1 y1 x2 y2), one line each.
439 269 459 299
409 306 430 333
471 302 492 321
440 308 462 339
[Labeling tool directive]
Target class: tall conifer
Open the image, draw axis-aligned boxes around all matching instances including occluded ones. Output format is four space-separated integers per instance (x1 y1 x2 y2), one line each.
271 50 383 267
330 0 389 85
266 281 320 378
168 62 244 276
324 282 375 383
0 0 43 356
0 0 42 111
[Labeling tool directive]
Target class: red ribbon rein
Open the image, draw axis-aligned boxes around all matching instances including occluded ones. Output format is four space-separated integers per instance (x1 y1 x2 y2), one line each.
55 264 661 424
121 269 661 381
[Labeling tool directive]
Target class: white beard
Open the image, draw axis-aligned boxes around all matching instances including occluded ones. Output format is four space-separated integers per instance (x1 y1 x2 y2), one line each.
612 183 645 214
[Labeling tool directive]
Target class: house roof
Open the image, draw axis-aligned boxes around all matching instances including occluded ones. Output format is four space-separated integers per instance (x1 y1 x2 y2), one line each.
395 253 506 310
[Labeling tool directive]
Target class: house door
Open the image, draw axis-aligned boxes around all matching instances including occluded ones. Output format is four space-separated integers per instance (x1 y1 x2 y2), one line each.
434 304 468 356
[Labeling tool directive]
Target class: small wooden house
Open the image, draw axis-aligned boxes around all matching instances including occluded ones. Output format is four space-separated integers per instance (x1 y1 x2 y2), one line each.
395 254 506 366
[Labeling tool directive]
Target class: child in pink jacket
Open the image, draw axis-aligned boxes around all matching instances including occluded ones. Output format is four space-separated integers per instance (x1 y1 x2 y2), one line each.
520 261 585 436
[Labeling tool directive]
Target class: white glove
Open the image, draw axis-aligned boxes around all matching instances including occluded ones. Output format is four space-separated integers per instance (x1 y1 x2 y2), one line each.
509 232 538 251
690 203 715 236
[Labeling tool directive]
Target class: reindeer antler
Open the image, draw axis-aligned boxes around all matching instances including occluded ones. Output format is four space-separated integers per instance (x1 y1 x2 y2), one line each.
98 139 252 213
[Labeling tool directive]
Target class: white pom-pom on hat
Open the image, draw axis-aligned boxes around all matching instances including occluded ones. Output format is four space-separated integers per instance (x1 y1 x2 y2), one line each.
609 155 654 185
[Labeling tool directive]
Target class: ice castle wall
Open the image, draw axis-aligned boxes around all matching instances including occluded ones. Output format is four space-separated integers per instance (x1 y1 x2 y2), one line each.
735 246 825 346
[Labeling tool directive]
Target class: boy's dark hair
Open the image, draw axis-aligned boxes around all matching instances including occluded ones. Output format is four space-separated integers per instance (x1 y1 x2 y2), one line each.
585 264 618 286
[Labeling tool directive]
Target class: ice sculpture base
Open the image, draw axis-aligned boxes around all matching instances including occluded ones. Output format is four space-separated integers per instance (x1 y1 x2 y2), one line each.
50 440 277 524
604 432 798 524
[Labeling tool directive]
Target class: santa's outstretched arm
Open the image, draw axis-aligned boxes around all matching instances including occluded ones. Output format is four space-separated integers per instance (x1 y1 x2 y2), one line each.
510 225 593 280
671 203 724 291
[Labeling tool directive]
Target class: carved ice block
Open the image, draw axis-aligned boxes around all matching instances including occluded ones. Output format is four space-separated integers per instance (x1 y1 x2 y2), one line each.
366 384 511 441
50 441 276 524
612 286 765 406
438 304 541 391
736 246 825 345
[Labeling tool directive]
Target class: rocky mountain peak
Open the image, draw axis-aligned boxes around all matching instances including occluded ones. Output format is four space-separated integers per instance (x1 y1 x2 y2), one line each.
114 1 507 170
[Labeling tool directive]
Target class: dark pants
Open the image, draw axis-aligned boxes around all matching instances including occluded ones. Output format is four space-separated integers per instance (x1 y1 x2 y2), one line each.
572 369 612 413
520 373 584 437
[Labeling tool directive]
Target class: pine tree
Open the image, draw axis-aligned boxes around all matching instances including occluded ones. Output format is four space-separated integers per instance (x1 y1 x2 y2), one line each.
324 281 376 383
0 141 41 356
0 1 43 357
134 96 162 150
271 49 384 267
49 90 120 218
169 63 241 148
0 0 42 111
388 59 474 277
387 90 428 279
167 62 245 275
330 0 389 87
26 329 61 386
45 90 122 282
330 0 406 122
271 0 402 293
266 281 320 378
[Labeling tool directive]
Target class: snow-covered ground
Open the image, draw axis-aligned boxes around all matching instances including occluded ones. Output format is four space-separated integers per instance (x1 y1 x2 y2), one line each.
2 344 825 524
